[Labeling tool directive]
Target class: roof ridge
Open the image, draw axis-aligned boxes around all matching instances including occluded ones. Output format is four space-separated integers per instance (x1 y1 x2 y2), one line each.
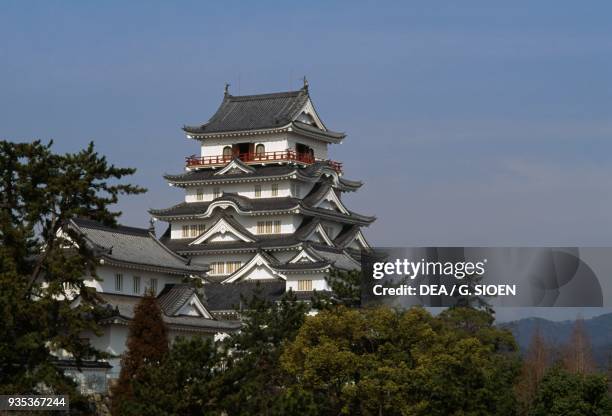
227 89 303 101
71 217 150 237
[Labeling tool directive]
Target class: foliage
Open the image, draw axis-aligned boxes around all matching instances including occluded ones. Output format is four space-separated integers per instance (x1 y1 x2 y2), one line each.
115 336 221 416
312 268 362 309
111 292 169 415
529 366 612 416
281 305 520 416
112 285 310 415
0 140 144 407
214 287 310 415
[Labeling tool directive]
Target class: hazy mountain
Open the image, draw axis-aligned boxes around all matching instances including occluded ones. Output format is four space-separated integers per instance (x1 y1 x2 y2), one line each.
501 312 612 369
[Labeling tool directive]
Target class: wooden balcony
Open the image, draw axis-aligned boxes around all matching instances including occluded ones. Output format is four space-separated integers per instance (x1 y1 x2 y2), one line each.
185 150 342 173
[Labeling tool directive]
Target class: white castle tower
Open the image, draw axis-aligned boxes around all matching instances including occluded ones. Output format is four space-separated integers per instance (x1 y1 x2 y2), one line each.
150 81 374 300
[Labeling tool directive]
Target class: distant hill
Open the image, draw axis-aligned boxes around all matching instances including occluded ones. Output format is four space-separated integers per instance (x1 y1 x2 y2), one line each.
501 312 612 369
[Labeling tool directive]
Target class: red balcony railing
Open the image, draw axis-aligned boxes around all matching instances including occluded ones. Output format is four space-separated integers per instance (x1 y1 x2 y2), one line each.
185 150 342 173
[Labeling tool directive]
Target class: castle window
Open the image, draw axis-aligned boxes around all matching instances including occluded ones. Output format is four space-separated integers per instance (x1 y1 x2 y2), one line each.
291 182 300 198
210 262 225 275
254 185 261 198
115 273 123 292
133 276 141 294
182 225 190 238
213 187 221 199
190 224 199 237
297 280 312 291
198 224 206 235
226 261 242 274
149 278 158 294
255 144 265 157
223 146 232 159
257 220 280 234
271 183 279 197
196 188 204 201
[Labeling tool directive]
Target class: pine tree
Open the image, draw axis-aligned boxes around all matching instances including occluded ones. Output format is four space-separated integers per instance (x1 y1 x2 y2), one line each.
0 140 144 406
215 285 309 415
111 291 169 415
312 269 362 309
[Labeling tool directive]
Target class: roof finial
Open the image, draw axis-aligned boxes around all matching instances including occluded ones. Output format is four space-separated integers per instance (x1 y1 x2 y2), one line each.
224 83 230 95
148 217 155 234
302 76 309 91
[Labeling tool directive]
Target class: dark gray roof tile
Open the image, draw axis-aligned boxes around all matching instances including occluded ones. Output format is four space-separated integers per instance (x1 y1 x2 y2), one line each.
149 195 300 219
204 281 286 311
98 292 240 331
70 218 205 274
184 89 309 134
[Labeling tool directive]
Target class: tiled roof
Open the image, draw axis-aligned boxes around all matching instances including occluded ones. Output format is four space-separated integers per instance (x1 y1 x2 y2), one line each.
310 245 361 271
184 89 309 134
70 218 206 275
182 88 345 142
161 236 303 255
164 161 362 191
204 281 287 311
149 195 300 219
98 292 240 331
333 225 361 248
157 283 198 316
164 164 296 183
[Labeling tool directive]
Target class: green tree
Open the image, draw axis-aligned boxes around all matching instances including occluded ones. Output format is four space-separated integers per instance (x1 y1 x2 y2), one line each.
116 336 222 416
312 268 362 309
215 287 309 416
0 140 144 404
530 366 612 416
112 292 169 415
281 306 520 416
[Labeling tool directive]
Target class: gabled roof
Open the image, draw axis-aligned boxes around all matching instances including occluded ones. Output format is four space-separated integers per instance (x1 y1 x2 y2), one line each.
98 292 240 332
68 218 207 275
157 283 212 318
221 251 286 283
205 281 287 311
213 158 255 176
164 161 362 191
333 225 361 248
309 245 362 271
182 87 345 142
149 195 300 220
189 212 256 244
185 89 309 134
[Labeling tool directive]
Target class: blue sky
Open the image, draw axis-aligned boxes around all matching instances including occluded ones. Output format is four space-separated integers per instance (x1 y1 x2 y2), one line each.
2 1 611 249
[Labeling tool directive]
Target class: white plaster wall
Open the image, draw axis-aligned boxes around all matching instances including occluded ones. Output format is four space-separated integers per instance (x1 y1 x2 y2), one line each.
171 220 207 239
286 273 330 292
199 133 290 157
87 325 214 379
244 265 280 280
184 181 293 202
240 214 300 235
287 133 329 160
86 265 183 296
170 214 301 240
